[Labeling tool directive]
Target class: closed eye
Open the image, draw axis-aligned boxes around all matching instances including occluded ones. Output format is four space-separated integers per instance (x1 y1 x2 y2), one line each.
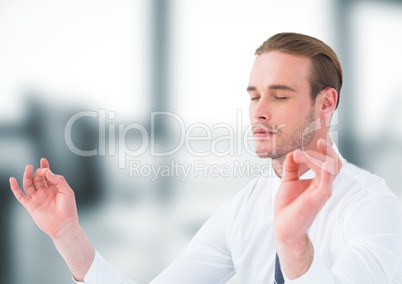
250 96 260 101
274 96 288 100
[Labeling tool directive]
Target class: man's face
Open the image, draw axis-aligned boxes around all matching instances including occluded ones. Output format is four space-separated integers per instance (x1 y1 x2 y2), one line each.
247 51 320 159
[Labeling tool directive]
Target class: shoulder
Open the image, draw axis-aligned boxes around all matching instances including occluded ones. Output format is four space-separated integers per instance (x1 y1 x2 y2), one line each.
333 160 402 231
335 160 396 200
331 144 394 199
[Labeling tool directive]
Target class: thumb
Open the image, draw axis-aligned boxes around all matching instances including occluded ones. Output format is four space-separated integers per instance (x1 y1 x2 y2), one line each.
45 170 72 195
281 152 300 182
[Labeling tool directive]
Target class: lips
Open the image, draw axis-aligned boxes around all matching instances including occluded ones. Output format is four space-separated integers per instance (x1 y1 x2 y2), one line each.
253 127 276 137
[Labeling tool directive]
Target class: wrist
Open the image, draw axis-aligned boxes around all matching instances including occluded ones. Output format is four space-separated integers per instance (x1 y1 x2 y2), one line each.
51 220 81 243
276 233 309 254
276 235 314 280
52 221 95 281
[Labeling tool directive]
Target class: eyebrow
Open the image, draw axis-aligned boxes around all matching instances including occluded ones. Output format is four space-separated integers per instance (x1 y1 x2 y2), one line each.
247 84 297 92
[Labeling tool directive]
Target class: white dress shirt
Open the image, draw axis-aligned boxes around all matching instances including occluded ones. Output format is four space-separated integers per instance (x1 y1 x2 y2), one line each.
77 147 402 283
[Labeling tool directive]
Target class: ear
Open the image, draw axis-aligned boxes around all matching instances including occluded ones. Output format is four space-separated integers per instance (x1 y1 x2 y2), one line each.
319 87 338 117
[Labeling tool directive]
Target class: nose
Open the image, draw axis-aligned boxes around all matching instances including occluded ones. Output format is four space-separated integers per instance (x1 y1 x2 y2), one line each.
251 97 271 122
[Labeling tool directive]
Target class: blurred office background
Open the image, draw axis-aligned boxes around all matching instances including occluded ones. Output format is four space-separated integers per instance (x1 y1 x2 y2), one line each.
0 0 401 283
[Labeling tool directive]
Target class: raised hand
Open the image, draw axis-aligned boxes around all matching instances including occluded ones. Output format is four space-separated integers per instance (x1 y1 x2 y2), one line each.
9 158 94 281
9 158 79 239
274 138 342 279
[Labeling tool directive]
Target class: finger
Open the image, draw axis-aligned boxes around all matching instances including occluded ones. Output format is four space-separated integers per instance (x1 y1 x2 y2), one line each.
22 165 37 198
296 149 327 167
9 177 29 207
44 170 73 195
281 152 300 182
294 149 334 182
39 158 57 186
293 161 335 221
310 160 334 204
317 139 342 174
294 140 340 177
33 168 49 190
40 158 50 169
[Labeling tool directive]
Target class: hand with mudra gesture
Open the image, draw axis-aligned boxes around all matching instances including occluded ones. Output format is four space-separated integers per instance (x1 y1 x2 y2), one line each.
9 158 94 281
274 138 342 279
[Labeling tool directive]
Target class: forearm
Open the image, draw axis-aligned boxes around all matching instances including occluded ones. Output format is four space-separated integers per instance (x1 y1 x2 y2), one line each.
52 222 95 282
276 234 314 280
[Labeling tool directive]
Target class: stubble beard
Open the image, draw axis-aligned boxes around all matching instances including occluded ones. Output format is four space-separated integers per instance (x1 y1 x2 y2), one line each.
254 107 316 160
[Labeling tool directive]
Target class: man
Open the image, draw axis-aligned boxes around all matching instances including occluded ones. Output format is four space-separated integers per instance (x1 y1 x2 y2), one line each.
9 33 402 283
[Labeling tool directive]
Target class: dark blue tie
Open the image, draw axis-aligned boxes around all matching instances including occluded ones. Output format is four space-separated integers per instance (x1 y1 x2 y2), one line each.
274 253 285 284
